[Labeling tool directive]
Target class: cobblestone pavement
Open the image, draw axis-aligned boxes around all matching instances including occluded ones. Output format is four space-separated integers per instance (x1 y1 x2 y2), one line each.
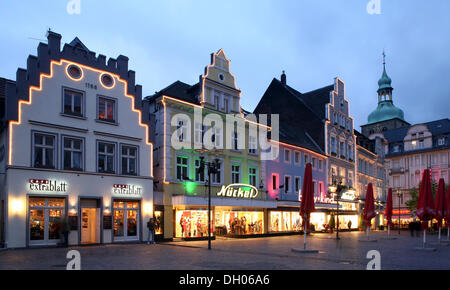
0 231 449 270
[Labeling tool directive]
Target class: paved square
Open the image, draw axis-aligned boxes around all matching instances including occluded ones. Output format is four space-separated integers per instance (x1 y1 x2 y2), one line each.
1 231 449 270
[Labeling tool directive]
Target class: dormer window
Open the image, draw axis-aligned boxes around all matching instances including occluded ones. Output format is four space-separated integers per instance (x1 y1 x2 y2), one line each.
438 138 445 146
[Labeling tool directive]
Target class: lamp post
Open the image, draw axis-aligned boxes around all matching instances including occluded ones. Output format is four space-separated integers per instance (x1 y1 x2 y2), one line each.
196 153 221 250
396 189 403 235
328 176 345 240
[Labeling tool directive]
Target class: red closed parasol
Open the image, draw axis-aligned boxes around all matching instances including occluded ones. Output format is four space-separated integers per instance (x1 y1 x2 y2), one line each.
363 183 377 226
416 169 435 224
416 169 435 248
446 185 450 228
299 163 315 250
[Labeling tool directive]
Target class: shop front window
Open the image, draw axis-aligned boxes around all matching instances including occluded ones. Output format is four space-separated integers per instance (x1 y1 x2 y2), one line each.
270 211 302 233
154 211 163 235
176 210 211 238
113 201 140 241
215 209 264 236
29 197 65 246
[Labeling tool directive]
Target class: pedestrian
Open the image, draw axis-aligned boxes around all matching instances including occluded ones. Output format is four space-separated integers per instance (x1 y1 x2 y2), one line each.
414 221 421 237
59 216 71 247
348 220 352 231
147 217 155 245
408 221 414 237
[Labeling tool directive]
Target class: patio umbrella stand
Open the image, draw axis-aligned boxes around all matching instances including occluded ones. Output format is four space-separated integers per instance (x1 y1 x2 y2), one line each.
359 183 378 242
292 163 319 254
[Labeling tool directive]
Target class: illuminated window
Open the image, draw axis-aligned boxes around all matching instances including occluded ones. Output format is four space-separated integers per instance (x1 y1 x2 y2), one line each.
63 137 83 171
97 142 115 173
98 97 116 123
33 133 56 169
63 89 83 117
121 145 138 176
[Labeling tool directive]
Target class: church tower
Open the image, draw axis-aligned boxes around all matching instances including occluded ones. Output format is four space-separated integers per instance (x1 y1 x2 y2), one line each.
361 52 410 137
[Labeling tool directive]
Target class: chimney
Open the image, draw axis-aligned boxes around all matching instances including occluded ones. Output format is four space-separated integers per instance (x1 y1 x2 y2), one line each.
46 30 62 56
281 70 286 85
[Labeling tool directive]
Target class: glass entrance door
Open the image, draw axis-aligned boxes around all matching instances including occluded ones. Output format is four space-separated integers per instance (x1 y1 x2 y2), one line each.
113 201 140 241
29 197 65 246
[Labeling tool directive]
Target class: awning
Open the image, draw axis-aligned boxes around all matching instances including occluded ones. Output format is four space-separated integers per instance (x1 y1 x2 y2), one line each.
172 195 278 209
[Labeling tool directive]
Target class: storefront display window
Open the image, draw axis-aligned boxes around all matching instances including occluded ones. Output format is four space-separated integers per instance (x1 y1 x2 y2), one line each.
270 211 302 232
113 200 139 240
215 209 263 235
176 210 211 238
154 211 163 235
310 212 326 231
29 197 65 245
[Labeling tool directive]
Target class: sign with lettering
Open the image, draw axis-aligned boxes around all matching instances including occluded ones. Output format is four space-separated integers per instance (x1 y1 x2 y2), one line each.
340 191 357 201
217 184 259 199
28 179 68 193
112 184 143 197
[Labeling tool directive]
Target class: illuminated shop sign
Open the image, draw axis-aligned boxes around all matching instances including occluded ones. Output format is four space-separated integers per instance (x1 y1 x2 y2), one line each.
112 184 143 196
340 191 357 201
28 179 68 193
393 209 411 215
217 184 258 199
299 195 334 205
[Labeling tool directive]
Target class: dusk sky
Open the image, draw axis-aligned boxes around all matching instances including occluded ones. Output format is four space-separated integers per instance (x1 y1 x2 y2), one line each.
1 0 449 129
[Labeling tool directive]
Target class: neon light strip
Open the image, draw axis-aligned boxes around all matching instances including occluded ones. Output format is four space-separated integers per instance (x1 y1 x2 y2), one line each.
9 59 153 178
271 140 328 159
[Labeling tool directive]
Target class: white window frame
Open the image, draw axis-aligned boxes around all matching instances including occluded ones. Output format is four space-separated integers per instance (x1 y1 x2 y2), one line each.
32 132 57 169
120 144 138 176
62 136 84 171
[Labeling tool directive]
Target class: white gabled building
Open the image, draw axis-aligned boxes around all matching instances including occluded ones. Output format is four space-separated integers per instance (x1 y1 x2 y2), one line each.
0 31 153 248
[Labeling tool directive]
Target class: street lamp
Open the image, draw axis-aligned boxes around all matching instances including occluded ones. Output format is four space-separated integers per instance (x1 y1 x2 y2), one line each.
196 151 221 250
395 189 403 235
328 176 346 240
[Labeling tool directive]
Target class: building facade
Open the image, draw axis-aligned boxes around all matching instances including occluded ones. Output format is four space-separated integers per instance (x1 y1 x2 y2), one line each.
265 141 329 232
382 119 450 227
355 130 387 229
0 32 153 248
254 73 359 230
145 50 276 241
